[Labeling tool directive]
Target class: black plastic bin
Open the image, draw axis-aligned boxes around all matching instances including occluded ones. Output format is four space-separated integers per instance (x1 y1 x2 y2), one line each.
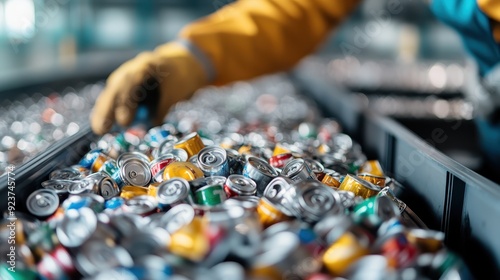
293 59 500 278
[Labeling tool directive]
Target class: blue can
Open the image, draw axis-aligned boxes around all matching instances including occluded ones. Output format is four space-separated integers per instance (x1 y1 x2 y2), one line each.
197 146 230 177
105 197 125 210
79 149 103 169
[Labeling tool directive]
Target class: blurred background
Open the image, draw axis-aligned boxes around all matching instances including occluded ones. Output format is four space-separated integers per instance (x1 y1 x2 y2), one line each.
0 0 490 180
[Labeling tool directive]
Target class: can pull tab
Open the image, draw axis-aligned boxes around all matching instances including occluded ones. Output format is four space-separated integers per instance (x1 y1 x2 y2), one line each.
130 80 161 128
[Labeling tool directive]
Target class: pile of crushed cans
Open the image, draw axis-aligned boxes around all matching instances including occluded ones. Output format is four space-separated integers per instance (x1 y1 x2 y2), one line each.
1 77 471 279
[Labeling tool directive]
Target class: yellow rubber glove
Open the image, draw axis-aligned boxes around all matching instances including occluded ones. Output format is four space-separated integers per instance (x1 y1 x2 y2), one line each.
90 42 208 135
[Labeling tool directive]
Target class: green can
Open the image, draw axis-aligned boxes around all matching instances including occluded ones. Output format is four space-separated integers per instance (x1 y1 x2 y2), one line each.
98 159 119 176
0 265 37 280
352 195 399 228
195 184 227 206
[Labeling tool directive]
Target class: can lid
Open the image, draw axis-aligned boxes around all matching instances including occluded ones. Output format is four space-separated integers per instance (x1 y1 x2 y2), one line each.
123 195 158 215
226 175 256 195
99 176 120 200
198 146 227 170
247 157 278 177
120 159 152 186
262 176 295 205
295 181 341 222
117 152 150 167
26 189 59 217
156 178 190 205
159 204 195 234
76 240 133 276
281 159 308 178
56 208 97 248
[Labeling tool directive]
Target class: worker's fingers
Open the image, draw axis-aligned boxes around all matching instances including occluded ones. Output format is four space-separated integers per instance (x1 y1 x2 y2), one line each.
90 82 119 135
114 56 155 126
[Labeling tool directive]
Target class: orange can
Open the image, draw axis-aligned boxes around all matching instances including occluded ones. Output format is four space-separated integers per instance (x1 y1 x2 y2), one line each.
91 153 110 173
358 160 384 177
322 231 369 276
358 173 386 188
169 217 210 262
162 162 204 181
120 185 149 200
256 197 293 228
338 174 381 199
173 132 205 158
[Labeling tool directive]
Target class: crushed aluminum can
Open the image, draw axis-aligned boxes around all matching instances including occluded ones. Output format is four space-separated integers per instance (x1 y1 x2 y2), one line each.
158 204 196 234
85 172 120 200
290 180 344 223
149 154 178 182
243 157 278 196
116 152 150 168
75 240 133 277
49 168 83 180
122 195 158 216
41 179 73 195
56 207 97 248
281 159 316 182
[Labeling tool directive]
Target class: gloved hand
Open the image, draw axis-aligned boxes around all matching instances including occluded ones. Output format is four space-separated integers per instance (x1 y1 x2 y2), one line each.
90 42 208 135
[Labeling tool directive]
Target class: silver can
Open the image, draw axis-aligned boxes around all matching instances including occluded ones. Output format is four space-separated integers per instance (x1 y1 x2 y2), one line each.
281 159 316 182
158 204 195 234
292 180 344 223
26 189 59 218
242 157 278 195
49 168 82 180
75 240 133 277
56 207 97 248
122 195 158 216
156 178 191 210
303 158 325 179
120 158 152 187
197 146 230 177
224 196 260 211
85 171 120 200
41 179 73 195
224 175 257 197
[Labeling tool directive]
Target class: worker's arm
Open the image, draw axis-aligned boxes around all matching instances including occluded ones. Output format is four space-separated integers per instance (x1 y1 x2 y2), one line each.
179 0 362 85
91 0 361 134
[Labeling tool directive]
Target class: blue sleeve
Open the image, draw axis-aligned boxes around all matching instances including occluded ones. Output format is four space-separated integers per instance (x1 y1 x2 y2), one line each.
431 0 500 77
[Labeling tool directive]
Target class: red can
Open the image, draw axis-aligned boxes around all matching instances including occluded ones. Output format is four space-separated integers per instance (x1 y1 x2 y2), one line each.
269 153 293 169
380 233 418 268
223 174 257 198
149 155 178 179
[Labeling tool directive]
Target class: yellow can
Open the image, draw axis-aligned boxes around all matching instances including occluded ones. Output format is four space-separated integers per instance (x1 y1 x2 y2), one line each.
338 174 381 199
120 185 149 200
358 160 385 177
358 173 386 188
256 197 293 228
173 132 205 158
162 162 204 181
147 182 161 197
91 153 110 173
321 173 341 188
169 217 210 262
272 143 291 156
322 231 369 276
